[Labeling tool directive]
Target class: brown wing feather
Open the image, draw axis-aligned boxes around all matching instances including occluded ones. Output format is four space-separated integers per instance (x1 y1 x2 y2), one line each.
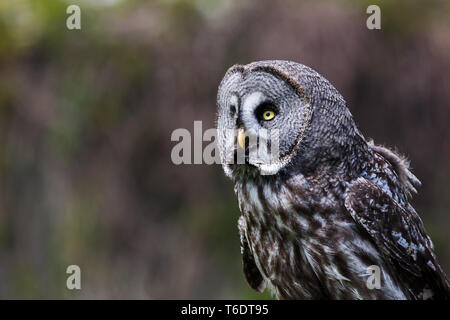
238 216 265 293
345 177 450 299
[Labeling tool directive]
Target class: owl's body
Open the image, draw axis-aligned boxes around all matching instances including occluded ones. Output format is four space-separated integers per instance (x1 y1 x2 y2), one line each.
235 148 434 299
216 60 450 299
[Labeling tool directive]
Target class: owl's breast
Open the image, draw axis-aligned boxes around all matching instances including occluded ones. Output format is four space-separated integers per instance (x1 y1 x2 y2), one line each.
234 176 405 299
235 178 326 299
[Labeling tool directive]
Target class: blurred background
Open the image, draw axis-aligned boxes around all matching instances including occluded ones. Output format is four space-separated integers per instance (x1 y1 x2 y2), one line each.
0 0 449 299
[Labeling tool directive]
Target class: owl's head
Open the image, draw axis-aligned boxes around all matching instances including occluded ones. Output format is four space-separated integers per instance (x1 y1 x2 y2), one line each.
216 60 363 179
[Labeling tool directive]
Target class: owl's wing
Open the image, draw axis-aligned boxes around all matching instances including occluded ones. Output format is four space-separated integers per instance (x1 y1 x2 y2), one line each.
238 216 265 293
344 177 450 299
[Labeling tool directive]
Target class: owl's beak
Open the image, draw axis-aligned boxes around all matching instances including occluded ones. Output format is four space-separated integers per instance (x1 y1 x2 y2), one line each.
237 128 246 149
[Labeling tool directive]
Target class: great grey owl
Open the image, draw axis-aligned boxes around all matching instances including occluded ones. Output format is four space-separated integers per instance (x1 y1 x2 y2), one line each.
216 60 450 299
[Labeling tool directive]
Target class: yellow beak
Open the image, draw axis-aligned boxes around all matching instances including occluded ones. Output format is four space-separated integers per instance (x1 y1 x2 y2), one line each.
237 128 246 149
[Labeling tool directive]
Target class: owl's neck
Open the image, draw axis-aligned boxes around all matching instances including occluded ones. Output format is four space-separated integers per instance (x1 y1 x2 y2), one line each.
231 126 373 188
294 131 372 179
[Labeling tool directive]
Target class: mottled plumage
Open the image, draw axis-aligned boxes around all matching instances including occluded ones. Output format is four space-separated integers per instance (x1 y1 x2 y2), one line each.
216 60 450 299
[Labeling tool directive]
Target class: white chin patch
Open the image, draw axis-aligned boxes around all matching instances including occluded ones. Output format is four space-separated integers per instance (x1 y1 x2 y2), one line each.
255 160 288 176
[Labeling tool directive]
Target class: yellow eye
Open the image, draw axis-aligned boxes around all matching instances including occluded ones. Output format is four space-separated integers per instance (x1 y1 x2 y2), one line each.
262 110 275 121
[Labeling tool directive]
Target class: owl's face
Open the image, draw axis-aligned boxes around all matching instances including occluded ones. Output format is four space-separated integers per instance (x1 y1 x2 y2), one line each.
217 67 311 177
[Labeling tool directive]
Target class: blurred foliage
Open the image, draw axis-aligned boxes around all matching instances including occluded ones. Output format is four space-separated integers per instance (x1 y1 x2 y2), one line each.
0 0 449 299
